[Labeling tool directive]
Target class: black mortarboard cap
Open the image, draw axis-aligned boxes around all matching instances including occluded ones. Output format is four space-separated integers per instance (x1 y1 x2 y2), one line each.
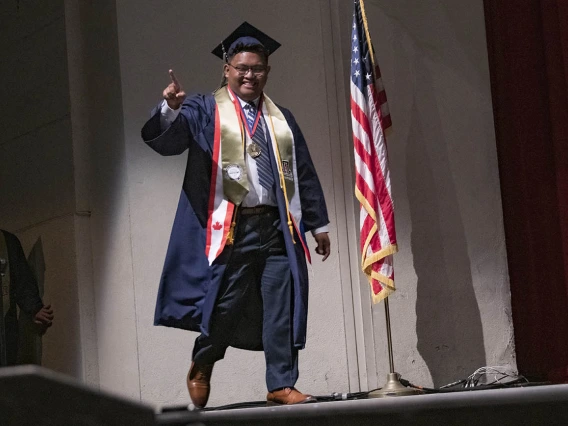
211 21 281 61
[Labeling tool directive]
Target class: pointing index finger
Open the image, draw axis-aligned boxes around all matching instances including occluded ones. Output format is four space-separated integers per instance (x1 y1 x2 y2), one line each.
169 69 180 89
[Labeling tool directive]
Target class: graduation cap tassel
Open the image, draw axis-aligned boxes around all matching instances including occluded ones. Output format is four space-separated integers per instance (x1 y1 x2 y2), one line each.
214 73 228 94
213 42 228 94
221 42 228 63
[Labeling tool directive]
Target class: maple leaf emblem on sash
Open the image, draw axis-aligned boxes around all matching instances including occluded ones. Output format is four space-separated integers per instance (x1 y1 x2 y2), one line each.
212 221 223 231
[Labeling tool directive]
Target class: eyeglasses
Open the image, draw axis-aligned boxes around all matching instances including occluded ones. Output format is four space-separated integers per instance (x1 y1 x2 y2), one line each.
228 64 268 76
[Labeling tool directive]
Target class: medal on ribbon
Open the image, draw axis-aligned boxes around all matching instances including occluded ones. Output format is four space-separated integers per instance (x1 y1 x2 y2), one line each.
246 142 261 158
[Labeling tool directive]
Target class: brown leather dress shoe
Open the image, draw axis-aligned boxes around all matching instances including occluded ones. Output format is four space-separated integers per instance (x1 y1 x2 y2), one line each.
186 362 214 408
266 387 316 405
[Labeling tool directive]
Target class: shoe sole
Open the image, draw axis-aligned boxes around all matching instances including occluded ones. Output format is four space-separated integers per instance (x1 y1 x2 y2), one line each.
266 398 316 406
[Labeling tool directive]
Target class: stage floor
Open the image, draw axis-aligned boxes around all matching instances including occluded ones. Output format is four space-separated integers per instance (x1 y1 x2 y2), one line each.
158 384 568 425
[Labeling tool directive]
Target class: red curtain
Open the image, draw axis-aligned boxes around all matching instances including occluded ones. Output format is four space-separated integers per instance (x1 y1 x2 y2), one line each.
484 0 568 382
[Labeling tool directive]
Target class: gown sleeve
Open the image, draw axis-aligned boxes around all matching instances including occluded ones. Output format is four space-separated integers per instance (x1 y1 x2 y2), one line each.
141 94 215 156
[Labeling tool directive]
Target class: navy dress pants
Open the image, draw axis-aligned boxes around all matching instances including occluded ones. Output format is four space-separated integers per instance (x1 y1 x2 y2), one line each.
192 207 299 392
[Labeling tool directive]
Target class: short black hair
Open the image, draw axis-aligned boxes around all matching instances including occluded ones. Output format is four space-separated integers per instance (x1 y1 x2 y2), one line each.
227 43 269 63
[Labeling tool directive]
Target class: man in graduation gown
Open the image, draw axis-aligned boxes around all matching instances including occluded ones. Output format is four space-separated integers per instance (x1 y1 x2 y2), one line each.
0 230 54 366
142 22 330 407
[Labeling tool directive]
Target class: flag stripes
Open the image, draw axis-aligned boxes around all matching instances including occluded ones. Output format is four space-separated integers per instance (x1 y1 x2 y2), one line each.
350 0 397 303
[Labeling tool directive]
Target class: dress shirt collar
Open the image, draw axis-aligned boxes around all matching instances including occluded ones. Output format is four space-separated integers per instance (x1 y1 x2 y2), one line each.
236 95 261 109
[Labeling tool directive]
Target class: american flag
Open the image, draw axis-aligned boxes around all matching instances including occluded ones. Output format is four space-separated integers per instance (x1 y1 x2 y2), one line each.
350 0 397 303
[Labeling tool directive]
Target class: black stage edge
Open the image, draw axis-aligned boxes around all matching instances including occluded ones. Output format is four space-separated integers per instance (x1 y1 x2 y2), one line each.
0 365 159 426
3 365 568 425
157 384 568 426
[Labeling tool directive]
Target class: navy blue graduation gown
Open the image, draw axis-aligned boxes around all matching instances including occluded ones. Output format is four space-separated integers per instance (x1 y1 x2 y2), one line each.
141 93 329 350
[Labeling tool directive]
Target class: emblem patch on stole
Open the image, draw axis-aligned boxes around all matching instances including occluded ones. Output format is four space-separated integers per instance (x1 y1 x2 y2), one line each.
225 164 243 181
281 160 293 180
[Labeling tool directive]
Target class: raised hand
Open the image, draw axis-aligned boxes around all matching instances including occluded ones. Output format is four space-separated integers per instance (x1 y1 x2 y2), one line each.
163 69 187 110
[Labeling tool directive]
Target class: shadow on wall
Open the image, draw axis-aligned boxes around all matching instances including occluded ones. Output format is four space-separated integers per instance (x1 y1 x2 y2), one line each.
405 58 486 386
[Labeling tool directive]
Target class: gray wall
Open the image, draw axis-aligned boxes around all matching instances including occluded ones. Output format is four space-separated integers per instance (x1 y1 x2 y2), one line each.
0 0 516 408
0 0 85 379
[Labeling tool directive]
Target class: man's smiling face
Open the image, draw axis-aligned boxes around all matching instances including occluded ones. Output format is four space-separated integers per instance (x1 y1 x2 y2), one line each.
224 51 270 101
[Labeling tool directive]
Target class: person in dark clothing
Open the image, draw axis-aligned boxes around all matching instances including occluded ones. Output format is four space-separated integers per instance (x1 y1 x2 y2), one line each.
0 230 53 366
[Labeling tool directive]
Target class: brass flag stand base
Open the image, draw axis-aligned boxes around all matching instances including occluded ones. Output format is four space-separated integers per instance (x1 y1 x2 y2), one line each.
368 298 422 398
369 372 422 398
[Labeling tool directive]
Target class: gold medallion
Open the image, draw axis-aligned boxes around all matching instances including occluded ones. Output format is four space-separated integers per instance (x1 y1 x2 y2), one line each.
247 142 262 158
